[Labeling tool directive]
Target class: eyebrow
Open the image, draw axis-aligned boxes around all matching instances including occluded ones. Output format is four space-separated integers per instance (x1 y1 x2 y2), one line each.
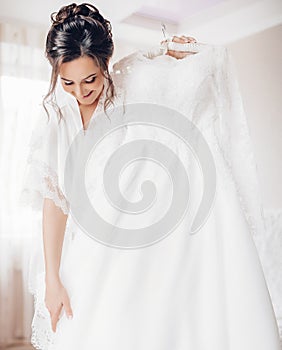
60 73 97 82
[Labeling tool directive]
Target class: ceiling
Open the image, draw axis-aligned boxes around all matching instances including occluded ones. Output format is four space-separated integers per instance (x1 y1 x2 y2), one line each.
0 0 281 47
0 0 226 25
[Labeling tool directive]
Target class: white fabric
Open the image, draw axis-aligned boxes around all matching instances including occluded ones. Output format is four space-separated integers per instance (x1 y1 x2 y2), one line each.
259 208 282 339
19 44 281 349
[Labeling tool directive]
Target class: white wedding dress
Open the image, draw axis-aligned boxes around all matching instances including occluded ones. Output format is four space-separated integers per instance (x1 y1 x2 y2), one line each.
19 43 281 349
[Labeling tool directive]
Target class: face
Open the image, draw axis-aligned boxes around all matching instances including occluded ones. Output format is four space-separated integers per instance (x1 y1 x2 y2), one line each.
59 55 105 107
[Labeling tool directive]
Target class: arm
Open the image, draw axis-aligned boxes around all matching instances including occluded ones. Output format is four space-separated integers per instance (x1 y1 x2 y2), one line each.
43 197 68 281
111 35 200 87
112 35 200 74
43 198 73 332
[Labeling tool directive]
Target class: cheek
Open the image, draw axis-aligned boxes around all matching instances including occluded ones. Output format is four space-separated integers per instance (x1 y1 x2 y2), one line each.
61 82 72 93
91 77 104 90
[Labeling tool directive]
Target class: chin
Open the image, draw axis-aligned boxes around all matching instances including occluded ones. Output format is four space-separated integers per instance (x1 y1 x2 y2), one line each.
79 97 97 106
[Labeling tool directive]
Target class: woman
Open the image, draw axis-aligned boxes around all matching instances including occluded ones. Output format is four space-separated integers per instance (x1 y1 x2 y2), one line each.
20 2 281 350
44 2 196 329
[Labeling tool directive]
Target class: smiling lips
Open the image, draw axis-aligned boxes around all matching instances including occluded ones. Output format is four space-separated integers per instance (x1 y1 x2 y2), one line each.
83 91 93 98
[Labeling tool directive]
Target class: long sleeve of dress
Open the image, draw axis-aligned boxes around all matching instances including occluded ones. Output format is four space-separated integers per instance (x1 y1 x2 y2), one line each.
213 47 266 246
18 105 70 215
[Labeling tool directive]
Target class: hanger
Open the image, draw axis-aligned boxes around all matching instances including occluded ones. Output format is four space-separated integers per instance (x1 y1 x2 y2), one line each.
160 23 206 54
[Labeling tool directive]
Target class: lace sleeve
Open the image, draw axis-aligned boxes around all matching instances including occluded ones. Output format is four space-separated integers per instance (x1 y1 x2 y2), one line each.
213 46 266 243
18 106 70 215
111 44 167 75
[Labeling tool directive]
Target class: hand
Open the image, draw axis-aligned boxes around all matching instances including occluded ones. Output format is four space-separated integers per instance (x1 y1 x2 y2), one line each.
44 276 73 332
161 35 197 60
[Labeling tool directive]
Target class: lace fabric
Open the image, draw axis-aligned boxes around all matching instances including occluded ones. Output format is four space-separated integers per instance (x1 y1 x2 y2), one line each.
30 272 56 350
212 46 267 245
261 208 282 339
19 106 70 215
19 159 70 215
28 234 75 350
112 44 266 246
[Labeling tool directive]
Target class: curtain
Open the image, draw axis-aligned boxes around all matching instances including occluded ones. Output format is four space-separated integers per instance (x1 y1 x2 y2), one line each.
0 21 49 347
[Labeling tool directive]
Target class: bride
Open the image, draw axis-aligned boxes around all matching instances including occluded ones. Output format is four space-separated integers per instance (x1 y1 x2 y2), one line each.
19 2 281 350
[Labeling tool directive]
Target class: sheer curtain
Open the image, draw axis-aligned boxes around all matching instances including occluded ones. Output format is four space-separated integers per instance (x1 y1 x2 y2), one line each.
0 21 49 347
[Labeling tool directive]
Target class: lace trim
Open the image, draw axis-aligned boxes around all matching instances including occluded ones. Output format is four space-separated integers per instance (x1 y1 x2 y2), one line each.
19 158 70 215
29 272 56 350
29 231 77 349
19 105 69 214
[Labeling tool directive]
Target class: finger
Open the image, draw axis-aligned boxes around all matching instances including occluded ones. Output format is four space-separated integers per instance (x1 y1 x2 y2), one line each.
51 314 58 332
180 36 197 43
51 310 60 332
63 296 73 319
166 50 192 59
172 36 187 43
51 304 63 332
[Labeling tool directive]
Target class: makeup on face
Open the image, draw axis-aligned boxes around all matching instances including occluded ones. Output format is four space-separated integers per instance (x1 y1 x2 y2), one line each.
59 56 105 106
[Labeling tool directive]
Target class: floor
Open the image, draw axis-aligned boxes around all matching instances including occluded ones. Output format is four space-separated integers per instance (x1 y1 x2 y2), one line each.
2 340 282 350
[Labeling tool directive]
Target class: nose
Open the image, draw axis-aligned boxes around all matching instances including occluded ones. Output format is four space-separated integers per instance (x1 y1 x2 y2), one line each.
73 85 87 98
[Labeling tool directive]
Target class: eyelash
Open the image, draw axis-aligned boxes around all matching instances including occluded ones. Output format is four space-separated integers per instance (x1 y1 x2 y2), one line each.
64 77 96 86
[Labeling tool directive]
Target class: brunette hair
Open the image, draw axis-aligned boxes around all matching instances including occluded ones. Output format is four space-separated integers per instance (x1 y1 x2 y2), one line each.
43 2 116 121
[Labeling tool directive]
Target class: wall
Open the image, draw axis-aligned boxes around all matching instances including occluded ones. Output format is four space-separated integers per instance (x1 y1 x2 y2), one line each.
227 24 282 209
